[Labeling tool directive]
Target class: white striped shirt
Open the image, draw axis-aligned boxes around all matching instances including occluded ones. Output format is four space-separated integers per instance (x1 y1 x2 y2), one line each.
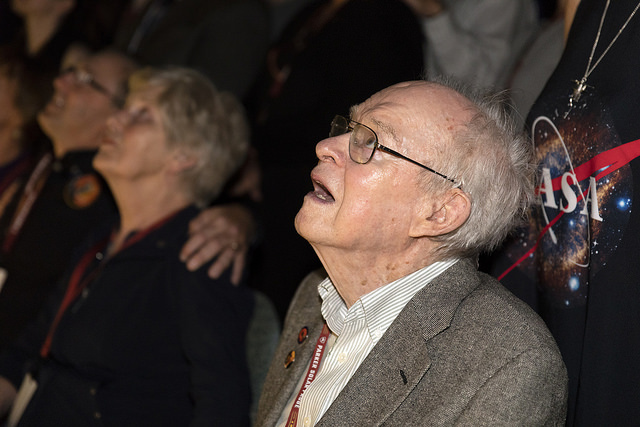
276 259 458 427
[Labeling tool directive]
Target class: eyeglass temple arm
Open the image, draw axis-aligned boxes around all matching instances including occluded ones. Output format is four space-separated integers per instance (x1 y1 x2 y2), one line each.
376 145 459 185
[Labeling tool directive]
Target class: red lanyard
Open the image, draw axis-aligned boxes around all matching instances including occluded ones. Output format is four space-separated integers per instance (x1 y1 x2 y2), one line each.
286 323 331 427
0 154 33 196
39 209 182 359
0 154 35 221
39 235 109 358
2 153 53 253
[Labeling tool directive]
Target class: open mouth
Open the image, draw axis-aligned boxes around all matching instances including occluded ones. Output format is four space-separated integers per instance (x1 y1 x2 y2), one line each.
312 178 334 202
99 124 120 147
99 134 116 147
43 94 64 114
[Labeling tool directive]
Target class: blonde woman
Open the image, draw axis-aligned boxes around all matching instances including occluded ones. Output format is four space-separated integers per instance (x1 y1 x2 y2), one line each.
0 67 255 426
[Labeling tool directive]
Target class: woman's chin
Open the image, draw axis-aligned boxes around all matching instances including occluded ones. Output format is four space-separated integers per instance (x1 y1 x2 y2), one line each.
92 152 116 178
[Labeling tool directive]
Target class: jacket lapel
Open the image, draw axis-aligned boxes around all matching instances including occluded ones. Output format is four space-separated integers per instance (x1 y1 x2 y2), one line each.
317 259 480 425
255 270 327 427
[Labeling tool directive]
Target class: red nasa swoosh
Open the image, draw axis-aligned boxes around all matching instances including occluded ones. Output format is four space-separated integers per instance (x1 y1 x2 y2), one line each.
499 138 640 281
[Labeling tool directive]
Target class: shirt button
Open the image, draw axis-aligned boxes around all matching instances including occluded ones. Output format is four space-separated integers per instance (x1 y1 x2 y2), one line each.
303 416 311 426
94 412 101 419
337 352 347 363
89 387 97 395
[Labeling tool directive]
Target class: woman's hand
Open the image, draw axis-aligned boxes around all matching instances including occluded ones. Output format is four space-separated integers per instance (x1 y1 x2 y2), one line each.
180 204 255 285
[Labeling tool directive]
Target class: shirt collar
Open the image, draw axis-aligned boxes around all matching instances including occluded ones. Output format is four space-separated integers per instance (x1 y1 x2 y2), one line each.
319 258 459 342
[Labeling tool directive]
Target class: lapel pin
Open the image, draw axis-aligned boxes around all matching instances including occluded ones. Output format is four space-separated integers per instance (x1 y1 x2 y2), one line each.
284 350 295 368
298 326 309 344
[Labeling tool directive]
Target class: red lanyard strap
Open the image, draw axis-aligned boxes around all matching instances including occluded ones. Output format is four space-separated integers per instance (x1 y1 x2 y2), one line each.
286 323 331 427
39 235 108 359
0 154 33 196
39 208 182 359
3 153 53 253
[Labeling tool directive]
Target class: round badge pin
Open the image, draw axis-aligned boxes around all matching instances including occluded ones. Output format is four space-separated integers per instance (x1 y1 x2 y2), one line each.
64 174 101 209
298 326 309 344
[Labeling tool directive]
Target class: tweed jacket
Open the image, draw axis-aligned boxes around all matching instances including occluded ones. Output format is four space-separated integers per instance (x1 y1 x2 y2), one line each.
255 259 567 426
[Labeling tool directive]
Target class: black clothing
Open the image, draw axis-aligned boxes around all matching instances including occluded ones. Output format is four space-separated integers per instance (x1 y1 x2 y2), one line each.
0 150 115 350
0 206 253 426
0 0 20 45
492 0 640 424
113 0 269 99
5 20 84 108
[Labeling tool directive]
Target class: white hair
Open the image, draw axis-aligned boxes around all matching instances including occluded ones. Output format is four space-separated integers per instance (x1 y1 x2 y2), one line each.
425 78 536 259
129 66 249 207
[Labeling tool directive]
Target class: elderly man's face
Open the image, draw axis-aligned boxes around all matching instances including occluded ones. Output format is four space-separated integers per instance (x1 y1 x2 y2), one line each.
295 83 450 257
296 82 475 260
38 52 126 155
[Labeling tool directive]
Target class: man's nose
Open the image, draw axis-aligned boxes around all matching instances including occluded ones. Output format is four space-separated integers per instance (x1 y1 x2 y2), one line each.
315 133 348 165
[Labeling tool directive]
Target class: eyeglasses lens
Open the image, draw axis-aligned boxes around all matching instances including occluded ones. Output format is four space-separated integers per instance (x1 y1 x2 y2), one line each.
329 115 348 137
60 67 124 109
350 123 377 164
330 115 378 164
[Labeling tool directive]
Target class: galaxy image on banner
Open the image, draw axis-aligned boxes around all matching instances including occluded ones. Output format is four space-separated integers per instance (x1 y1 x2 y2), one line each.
502 88 640 309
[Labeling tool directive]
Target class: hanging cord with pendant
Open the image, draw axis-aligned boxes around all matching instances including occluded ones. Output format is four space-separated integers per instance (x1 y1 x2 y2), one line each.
567 0 640 113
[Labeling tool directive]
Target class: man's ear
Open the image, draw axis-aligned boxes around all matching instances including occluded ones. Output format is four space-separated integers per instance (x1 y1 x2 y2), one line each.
167 149 197 175
409 189 471 238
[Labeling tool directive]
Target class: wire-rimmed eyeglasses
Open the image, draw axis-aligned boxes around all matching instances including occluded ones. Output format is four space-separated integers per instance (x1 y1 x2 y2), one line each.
329 115 459 185
60 66 125 108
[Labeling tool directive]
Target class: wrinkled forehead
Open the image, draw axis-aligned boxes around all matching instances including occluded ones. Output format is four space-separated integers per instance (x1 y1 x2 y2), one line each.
352 81 475 145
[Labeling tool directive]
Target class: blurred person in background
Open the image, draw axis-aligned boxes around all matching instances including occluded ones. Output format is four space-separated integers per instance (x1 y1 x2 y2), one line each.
0 66 255 426
112 0 269 100
508 0 581 127
2 0 130 136
4 0 114 99
0 49 257 353
0 50 133 351
0 0 20 45
402 0 539 89
489 0 640 424
0 49 49 209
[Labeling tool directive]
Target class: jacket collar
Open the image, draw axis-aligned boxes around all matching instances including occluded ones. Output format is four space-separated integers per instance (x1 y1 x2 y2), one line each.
317 258 481 425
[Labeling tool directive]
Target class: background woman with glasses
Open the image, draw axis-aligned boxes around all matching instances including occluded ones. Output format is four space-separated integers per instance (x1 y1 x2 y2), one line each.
0 66 256 426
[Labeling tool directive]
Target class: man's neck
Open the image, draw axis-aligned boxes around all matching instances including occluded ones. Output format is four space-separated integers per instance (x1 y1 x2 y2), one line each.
314 243 439 308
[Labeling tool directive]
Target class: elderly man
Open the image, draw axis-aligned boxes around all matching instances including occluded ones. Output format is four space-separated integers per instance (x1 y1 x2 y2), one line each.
255 80 568 426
